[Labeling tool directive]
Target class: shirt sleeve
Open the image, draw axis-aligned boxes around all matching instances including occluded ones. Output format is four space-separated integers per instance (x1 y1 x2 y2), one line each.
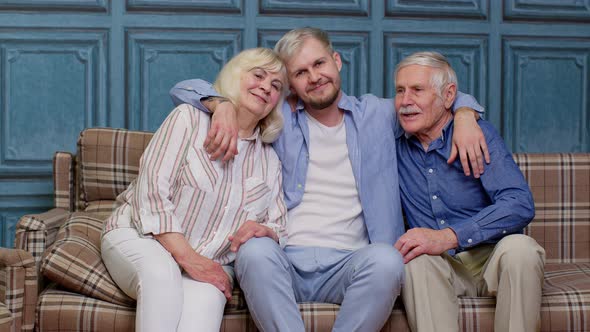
452 91 484 115
132 104 199 235
169 79 220 112
261 160 288 247
449 124 535 249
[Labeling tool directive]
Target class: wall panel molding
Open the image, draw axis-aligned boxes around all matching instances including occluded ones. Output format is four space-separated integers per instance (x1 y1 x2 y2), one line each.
126 0 241 13
259 30 369 96
0 30 107 176
126 29 241 131
383 33 487 105
386 0 487 19
504 0 590 21
503 38 589 152
0 0 107 12
260 0 368 16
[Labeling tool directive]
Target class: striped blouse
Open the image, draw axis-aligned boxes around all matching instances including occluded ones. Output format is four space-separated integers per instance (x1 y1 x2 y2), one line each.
103 104 288 264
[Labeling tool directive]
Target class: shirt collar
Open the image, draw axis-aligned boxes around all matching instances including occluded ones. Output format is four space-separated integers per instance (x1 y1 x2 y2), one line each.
239 126 261 142
405 118 454 150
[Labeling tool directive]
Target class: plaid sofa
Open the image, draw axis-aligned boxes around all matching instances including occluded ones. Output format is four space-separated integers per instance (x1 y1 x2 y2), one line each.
6 127 590 331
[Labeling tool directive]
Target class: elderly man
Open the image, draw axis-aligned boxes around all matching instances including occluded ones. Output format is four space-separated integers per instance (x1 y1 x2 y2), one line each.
169 28 487 332
393 51 546 332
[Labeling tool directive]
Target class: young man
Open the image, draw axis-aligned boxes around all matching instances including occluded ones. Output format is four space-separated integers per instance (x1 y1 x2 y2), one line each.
393 51 545 332
170 28 487 331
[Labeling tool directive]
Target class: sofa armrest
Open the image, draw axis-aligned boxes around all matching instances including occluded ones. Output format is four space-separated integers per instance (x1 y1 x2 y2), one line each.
53 152 75 212
14 208 71 267
0 249 37 332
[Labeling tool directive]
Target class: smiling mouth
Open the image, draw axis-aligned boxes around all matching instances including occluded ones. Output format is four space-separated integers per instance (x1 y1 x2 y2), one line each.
308 82 329 93
251 93 267 104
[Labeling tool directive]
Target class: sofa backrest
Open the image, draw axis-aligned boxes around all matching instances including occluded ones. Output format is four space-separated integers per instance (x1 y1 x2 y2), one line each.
69 128 589 263
76 128 153 218
514 153 590 264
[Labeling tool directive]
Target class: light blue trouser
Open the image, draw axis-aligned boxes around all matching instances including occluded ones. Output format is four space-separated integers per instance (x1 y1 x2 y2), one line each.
234 237 405 332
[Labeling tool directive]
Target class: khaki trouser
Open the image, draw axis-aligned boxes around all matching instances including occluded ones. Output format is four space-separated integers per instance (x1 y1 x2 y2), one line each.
402 234 546 332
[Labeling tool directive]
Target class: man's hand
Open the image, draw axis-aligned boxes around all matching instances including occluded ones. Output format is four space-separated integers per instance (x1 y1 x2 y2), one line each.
394 228 458 264
448 107 490 178
228 221 278 253
176 251 232 300
202 97 239 162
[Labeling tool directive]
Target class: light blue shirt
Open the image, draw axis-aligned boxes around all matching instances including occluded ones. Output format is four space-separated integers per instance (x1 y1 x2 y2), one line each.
170 79 483 245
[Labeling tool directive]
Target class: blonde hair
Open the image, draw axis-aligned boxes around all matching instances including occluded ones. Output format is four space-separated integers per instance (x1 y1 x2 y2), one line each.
214 48 288 143
274 27 333 63
395 51 458 97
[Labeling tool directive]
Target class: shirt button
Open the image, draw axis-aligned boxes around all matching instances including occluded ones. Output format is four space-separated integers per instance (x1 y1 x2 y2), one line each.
432 195 438 200
297 184 302 189
502 230 507 234
428 169 434 174
224 206 229 210
440 219 445 225
467 239 473 244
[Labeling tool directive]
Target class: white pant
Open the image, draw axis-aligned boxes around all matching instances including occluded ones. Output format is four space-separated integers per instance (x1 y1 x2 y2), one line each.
101 228 232 332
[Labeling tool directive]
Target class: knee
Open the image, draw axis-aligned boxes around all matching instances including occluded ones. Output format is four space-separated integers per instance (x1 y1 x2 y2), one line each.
235 237 283 274
496 235 545 271
361 244 405 285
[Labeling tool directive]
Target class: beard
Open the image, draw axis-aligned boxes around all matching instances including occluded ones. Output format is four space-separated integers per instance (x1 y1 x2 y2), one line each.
306 85 340 110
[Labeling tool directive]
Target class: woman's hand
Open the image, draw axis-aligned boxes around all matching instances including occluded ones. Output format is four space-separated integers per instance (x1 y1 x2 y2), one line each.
228 221 278 253
177 253 232 300
154 232 232 300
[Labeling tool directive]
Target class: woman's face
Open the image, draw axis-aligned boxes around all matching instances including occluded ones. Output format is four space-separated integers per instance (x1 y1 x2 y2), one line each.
239 67 284 121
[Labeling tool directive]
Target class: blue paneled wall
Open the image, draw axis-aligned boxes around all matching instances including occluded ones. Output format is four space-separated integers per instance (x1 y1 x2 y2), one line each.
0 0 588 247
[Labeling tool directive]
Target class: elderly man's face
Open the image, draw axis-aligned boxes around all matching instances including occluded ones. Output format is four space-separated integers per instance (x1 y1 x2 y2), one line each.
394 65 451 138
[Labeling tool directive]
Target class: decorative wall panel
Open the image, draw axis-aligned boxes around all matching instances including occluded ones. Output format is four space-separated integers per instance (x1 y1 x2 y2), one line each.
504 0 590 21
384 33 487 106
386 0 487 18
503 38 589 152
260 0 369 16
126 0 241 13
0 0 107 12
259 30 370 96
0 30 107 176
126 29 241 131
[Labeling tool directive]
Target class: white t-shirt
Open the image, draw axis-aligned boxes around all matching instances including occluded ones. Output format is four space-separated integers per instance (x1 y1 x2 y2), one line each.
286 112 369 250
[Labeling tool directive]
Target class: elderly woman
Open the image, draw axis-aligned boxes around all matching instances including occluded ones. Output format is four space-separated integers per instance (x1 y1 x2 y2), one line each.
101 48 288 332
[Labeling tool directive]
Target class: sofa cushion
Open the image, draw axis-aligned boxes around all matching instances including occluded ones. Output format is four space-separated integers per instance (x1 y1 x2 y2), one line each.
84 200 119 220
37 285 135 332
77 128 152 206
514 153 590 263
39 212 135 306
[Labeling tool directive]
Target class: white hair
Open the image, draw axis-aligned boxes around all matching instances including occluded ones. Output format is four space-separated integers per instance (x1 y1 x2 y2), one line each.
395 51 458 96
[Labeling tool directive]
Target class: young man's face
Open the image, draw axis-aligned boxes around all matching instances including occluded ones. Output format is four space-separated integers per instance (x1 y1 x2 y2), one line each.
285 37 343 111
394 65 452 138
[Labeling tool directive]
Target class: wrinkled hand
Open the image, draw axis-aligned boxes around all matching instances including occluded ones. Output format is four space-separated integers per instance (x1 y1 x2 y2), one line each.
228 221 278 253
205 102 239 162
448 107 490 178
394 228 458 264
179 254 232 300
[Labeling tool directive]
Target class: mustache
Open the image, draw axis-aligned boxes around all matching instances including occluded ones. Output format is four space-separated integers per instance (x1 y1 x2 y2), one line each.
398 106 422 115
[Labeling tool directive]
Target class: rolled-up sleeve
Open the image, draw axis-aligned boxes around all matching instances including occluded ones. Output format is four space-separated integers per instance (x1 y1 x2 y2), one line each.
169 79 220 111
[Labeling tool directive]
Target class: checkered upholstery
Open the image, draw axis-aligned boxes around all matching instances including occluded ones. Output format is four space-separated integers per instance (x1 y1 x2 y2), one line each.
10 128 590 331
0 249 37 332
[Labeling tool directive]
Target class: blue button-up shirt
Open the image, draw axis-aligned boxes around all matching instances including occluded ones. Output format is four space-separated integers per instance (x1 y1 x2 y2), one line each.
170 79 483 245
396 119 535 253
